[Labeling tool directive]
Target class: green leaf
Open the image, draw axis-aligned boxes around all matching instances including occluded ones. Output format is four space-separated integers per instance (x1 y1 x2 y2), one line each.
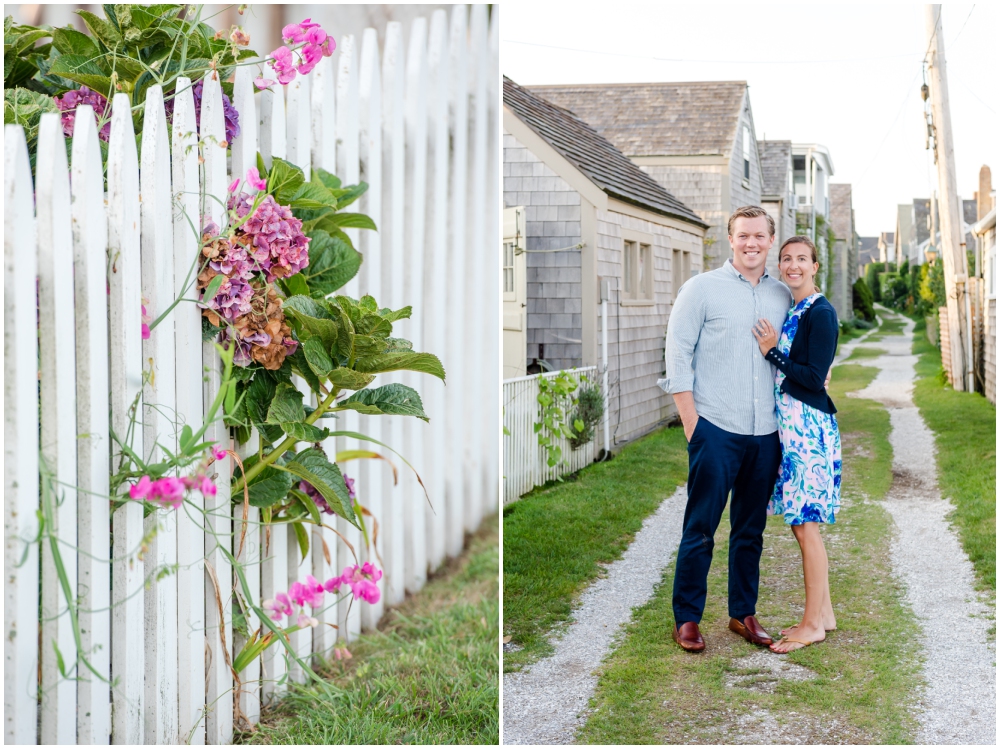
282 297 341 352
354 351 446 381
292 521 309 561
267 157 305 204
281 421 330 442
574 418 585 433
76 10 123 49
239 455 294 508
179 424 194 452
265 382 306 425
244 372 276 426
289 180 339 211
51 27 102 63
300 230 362 298
336 384 429 421
285 448 359 528
285 347 322 395
256 152 268 178
311 167 341 190
47 54 113 98
327 368 376 391
282 273 309 298
302 337 334 378
377 305 413 323
334 181 368 210
384 337 413 352
314 212 378 233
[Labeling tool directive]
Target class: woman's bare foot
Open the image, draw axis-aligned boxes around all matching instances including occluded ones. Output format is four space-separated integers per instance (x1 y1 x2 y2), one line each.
780 619 836 636
770 624 825 653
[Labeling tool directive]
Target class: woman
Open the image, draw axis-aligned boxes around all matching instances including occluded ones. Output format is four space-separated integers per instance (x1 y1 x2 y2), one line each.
751 236 841 653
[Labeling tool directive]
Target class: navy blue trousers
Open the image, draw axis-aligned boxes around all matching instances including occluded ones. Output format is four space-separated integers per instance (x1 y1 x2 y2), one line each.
672 417 782 625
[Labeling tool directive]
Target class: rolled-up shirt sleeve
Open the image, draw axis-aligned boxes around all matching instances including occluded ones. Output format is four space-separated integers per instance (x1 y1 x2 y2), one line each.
662 281 703 394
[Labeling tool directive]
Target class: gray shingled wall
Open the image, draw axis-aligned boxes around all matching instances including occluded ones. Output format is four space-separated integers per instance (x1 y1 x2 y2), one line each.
596 210 703 445
503 131 583 372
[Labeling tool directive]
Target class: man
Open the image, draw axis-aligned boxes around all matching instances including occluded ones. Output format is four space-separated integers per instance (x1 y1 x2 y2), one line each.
660 205 791 652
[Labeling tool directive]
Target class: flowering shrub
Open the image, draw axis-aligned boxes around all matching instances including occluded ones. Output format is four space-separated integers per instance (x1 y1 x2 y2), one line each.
265 18 336 85
53 85 110 141
264 562 384 630
162 78 241 144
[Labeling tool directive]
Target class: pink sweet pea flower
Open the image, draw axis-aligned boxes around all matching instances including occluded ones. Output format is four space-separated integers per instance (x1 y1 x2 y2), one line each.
268 45 297 85
341 563 383 604
302 574 325 608
333 647 352 660
212 445 228 461
152 476 186 509
323 575 343 594
129 475 153 500
264 592 293 620
141 302 152 340
227 177 240 194
297 612 319 628
246 167 267 191
198 474 217 497
288 581 307 607
253 76 275 90
296 42 323 75
282 17 320 44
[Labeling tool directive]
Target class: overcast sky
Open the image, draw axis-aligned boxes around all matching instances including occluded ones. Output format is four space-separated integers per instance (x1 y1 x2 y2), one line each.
500 2 997 237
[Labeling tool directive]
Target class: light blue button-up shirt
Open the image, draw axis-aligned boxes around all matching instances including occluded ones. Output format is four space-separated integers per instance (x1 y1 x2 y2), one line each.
660 259 793 436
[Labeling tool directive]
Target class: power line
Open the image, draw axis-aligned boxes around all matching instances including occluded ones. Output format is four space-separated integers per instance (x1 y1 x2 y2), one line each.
502 38 923 66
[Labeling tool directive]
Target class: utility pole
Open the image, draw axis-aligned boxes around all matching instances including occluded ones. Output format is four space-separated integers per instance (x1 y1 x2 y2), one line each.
925 4 970 390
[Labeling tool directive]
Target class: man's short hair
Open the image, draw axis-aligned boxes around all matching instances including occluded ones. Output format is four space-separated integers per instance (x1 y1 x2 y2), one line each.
728 206 775 237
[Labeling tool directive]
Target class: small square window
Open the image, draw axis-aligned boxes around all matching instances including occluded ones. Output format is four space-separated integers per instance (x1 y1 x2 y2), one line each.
622 239 653 302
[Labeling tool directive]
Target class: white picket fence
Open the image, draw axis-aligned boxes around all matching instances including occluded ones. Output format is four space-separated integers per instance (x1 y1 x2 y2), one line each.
502 367 599 504
3 6 498 745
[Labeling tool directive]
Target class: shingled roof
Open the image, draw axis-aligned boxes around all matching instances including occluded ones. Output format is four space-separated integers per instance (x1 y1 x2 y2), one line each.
527 81 748 158
503 77 706 227
759 140 792 197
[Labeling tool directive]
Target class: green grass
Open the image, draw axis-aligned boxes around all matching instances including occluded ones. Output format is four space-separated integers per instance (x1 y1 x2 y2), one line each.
867 315 904 341
844 346 886 361
576 360 922 744
239 514 499 745
911 333 996 591
503 426 689 670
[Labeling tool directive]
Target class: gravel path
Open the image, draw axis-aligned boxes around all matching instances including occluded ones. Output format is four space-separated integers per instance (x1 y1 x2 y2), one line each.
850 309 996 745
501 486 687 745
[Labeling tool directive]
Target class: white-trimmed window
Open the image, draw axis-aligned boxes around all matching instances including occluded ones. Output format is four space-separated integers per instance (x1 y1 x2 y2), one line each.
622 234 654 303
743 126 751 180
503 239 516 298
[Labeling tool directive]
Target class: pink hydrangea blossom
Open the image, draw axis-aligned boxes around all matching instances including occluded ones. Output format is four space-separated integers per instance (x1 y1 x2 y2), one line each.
53 86 111 142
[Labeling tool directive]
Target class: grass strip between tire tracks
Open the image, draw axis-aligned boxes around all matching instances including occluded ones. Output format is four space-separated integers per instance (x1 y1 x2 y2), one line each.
577 346 922 743
503 426 689 671
239 514 499 745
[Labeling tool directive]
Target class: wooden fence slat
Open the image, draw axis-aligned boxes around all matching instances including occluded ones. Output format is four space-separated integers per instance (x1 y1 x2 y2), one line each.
257 72 287 168
107 91 146 745
229 65 262 728
284 522 309 684
171 75 207 747
36 112 80 746
486 6 501 514
199 73 234 746
140 83 179 745
4 124 40 746
311 55 336 172
446 6 470 557
358 26 386 630
380 20 407 608
425 10 451 573
403 17 429 594
70 104 112 746
468 4 490 532
335 34 363 643
286 72 312 174
260 506 288 704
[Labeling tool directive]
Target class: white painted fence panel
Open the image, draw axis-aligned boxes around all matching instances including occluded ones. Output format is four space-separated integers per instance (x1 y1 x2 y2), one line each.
4 124 41 746
503 368 599 504
3 8 497 744
70 105 111 747
486 6 501 515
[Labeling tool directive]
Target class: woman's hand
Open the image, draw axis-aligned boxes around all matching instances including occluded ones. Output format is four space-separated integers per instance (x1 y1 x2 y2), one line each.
752 318 778 356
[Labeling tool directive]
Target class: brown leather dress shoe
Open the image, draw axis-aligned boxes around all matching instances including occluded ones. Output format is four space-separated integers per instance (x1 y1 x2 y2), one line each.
672 621 706 652
729 615 773 646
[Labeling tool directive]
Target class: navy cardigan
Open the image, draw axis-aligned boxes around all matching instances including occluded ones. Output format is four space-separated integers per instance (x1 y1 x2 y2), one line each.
764 296 839 414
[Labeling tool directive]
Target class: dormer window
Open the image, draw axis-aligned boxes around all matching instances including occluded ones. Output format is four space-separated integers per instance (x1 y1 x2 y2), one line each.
742 126 751 180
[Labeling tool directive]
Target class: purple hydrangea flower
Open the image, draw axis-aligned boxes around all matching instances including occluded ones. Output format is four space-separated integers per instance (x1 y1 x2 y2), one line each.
228 192 311 281
164 79 240 144
53 86 111 142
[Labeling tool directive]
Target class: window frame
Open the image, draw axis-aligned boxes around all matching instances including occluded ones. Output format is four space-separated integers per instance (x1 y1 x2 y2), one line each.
621 228 657 306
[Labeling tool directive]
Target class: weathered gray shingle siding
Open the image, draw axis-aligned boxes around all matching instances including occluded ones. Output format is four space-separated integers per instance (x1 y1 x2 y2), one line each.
596 211 703 444
504 130 583 372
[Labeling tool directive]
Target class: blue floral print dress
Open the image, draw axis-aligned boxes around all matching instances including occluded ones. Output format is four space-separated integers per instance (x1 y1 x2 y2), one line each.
767 293 842 525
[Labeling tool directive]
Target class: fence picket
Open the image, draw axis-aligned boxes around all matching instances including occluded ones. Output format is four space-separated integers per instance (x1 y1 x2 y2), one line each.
381 20 407 608
199 73 235 746
36 112 80 746
260 509 288 704
139 83 180 745
486 7 501 514
424 11 451 573
403 17 430 594
257 74 287 168
4 124 40 745
311 55 336 173
107 92 146 745
335 34 363 643
70 105 112 746
230 65 259 187
358 27 387 630
286 73 312 174
171 75 207 747
468 5 490 531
